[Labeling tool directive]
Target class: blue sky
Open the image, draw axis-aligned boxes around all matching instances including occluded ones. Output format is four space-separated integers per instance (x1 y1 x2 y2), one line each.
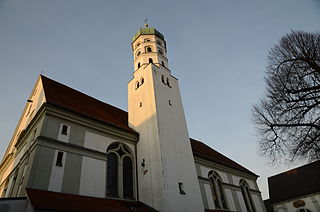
0 0 319 199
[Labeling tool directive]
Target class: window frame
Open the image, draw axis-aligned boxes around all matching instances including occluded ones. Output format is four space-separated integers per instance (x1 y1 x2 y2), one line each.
106 142 135 200
240 179 256 212
208 170 228 210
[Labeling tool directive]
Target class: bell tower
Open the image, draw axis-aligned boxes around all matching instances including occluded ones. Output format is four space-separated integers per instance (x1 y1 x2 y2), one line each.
128 26 204 212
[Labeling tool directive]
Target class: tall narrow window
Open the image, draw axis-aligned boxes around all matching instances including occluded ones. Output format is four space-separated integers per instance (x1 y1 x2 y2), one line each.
146 47 152 52
138 62 141 68
217 179 227 209
149 58 153 63
107 153 118 197
56 151 64 167
240 179 256 212
107 143 134 199
161 61 165 67
166 78 171 88
209 171 228 210
161 75 165 84
61 125 68 135
210 177 221 208
123 156 133 199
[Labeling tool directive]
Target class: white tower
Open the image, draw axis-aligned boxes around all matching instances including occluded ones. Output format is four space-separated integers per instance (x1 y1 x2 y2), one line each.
128 26 204 212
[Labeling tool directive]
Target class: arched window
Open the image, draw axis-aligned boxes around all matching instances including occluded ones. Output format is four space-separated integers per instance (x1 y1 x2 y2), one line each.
107 143 134 199
149 58 153 63
135 42 140 48
140 77 144 85
136 51 141 57
240 179 256 212
161 61 165 67
137 62 141 69
156 40 162 46
158 49 164 55
146 47 152 52
208 171 228 209
144 38 151 42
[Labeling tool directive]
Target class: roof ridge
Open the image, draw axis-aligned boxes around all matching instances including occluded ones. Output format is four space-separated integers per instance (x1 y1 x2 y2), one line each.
190 138 257 176
40 75 128 114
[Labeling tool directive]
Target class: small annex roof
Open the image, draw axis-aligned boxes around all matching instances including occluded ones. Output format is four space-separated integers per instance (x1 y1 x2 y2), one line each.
268 160 320 204
40 75 257 177
26 188 158 212
190 138 257 176
41 75 137 135
132 27 165 43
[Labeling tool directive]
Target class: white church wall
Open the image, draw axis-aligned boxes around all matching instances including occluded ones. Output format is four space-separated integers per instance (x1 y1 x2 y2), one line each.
83 131 135 154
8 77 46 155
236 190 247 212
232 175 255 189
79 156 105 198
203 183 215 209
225 188 236 211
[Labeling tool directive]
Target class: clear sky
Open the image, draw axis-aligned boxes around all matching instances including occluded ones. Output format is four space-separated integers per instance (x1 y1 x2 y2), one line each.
0 0 319 200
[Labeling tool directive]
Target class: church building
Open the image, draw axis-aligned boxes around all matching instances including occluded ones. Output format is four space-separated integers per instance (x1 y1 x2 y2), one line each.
0 26 266 212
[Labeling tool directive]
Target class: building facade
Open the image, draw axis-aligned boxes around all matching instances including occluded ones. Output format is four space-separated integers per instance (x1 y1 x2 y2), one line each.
0 27 266 212
265 160 320 212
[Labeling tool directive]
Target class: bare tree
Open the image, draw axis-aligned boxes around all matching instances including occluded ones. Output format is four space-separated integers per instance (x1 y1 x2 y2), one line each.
252 30 320 163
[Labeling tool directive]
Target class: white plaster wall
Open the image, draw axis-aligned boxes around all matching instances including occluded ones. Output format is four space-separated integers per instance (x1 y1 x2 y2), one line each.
8 77 46 154
1 161 14 186
199 165 228 183
84 131 115 153
4 176 14 197
12 146 27 168
128 61 204 211
84 131 135 154
79 156 105 198
236 190 247 212
225 188 236 211
48 150 66 192
232 175 255 189
200 165 211 178
204 183 215 209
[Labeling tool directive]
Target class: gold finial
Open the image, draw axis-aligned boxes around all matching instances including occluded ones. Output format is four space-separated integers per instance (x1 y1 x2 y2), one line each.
144 18 149 27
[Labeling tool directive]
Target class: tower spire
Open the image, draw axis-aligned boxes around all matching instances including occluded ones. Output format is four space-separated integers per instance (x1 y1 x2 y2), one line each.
144 18 149 27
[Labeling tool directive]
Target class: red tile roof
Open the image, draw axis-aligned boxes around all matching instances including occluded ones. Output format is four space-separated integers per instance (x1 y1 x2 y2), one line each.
268 160 320 204
41 75 137 135
191 138 257 176
26 189 158 212
40 75 257 177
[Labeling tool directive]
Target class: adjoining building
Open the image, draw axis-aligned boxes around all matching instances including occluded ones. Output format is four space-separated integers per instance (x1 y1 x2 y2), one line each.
0 26 266 212
264 160 320 212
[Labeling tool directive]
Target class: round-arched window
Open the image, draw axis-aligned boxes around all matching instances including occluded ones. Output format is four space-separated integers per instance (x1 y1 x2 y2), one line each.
146 46 152 53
